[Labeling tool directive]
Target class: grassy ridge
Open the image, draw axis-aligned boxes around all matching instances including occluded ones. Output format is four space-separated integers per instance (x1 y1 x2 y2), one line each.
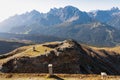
0 43 53 64
90 46 120 54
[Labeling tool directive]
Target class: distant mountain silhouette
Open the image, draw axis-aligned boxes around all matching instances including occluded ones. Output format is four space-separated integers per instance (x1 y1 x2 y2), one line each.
0 6 120 46
89 7 120 29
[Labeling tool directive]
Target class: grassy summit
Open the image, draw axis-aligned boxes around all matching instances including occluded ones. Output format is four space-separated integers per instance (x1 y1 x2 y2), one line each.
0 42 58 65
0 40 120 74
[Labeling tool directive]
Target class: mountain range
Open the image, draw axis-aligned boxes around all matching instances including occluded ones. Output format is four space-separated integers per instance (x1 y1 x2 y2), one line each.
0 6 120 46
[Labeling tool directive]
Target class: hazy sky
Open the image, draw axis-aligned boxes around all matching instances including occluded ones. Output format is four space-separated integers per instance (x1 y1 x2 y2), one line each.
0 0 120 21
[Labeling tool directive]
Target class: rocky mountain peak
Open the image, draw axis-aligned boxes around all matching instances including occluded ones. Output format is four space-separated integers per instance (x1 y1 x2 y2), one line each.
63 5 80 12
48 5 83 21
30 10 40 15
111 7 119 12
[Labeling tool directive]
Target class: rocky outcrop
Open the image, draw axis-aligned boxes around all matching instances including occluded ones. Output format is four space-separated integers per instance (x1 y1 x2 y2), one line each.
1 39 120 75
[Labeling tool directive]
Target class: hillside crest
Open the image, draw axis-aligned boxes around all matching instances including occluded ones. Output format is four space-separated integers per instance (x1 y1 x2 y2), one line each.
0 39 120 75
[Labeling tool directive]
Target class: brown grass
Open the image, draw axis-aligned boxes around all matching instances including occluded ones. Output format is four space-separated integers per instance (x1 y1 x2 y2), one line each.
0 44 53 65
0 42 120 79
90 46 120 54
0 73 119 80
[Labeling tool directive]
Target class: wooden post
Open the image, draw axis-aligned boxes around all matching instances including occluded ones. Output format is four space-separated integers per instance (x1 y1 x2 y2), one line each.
48 64 53 75
33 46 35 51
0 66 2 71
45 49 47 52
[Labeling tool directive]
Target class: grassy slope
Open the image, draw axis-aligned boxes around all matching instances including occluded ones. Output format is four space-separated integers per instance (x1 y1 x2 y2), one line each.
0 42 56 65
0 41 120 64
90 46 120 54
0 42 120 79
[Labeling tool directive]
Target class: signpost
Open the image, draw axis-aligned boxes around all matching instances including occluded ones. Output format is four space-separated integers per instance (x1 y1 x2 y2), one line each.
48 64 53 76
